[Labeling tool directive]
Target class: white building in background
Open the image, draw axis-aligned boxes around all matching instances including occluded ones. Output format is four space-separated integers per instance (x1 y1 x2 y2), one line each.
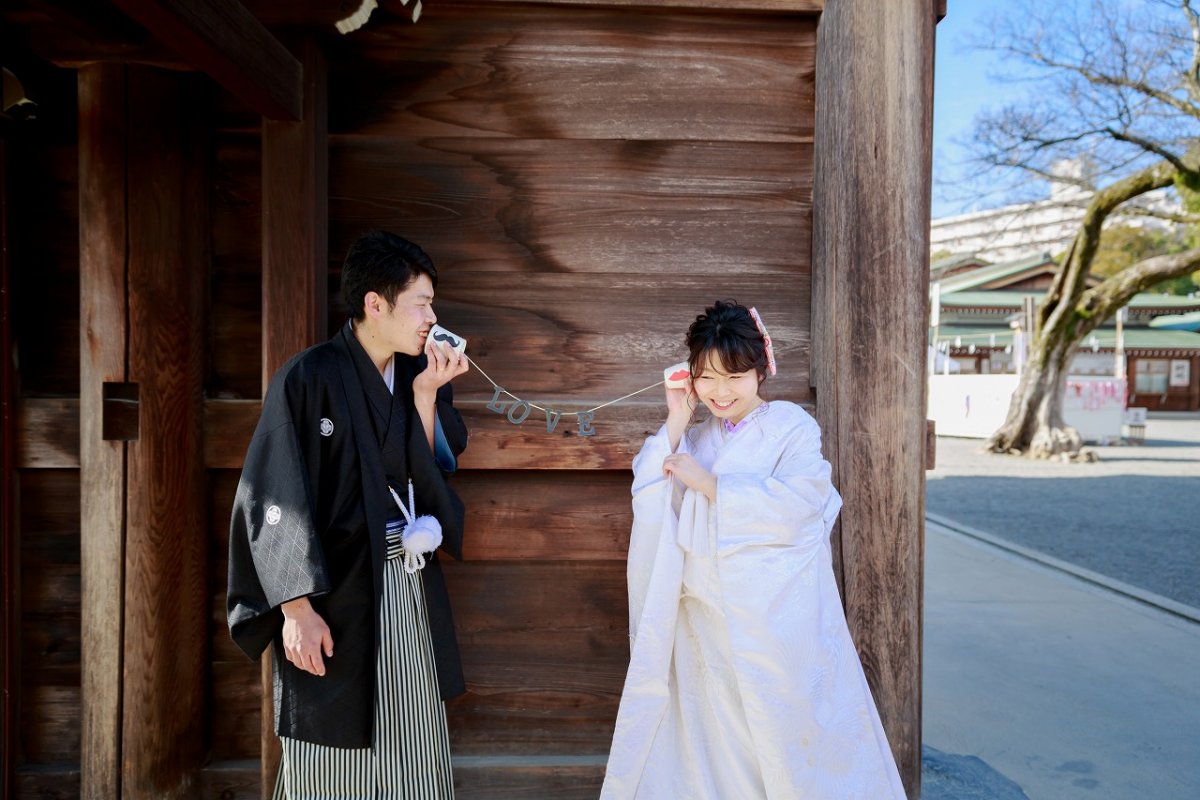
930 160 1177 262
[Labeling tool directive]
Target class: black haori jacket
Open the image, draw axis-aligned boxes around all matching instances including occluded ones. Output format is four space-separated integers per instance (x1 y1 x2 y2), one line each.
227 323 467 748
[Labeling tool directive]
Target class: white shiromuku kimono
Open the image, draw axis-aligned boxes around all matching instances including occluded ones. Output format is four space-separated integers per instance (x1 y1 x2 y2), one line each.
601 401 906 800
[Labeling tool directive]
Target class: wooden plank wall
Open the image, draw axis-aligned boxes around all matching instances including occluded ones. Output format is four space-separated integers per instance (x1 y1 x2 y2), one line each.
13 3 819 797
341 5 815 792
7 60 83 798
208 3 818 795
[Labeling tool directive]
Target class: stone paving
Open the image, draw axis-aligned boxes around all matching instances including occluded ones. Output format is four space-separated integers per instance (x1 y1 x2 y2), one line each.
925 414 1200 608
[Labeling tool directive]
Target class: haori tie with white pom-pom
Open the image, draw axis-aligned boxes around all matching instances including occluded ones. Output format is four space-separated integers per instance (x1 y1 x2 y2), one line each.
387 480 443 574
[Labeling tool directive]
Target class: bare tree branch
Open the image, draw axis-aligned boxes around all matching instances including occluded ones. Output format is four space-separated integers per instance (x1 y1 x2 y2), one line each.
1104 127 1188 169
1183 0 1200 101
1020 49 1200 121
1113 204 1200 225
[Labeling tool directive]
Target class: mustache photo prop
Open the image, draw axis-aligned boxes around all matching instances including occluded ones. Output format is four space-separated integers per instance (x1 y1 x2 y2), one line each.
429 324 467 355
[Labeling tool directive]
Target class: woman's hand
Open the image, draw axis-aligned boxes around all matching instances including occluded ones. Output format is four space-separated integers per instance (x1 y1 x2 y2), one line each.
662 453 717 502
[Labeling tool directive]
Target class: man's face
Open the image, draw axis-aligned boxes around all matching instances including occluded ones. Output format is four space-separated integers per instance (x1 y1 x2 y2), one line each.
375 273 437 356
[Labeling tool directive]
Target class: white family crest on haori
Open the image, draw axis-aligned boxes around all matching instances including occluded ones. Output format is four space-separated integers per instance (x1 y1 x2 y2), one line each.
388 480 442 574
265 505 282 526
319 417 334 436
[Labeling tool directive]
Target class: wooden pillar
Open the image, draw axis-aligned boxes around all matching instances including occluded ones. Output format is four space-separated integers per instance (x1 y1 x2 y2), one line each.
1 121 16 800
811 0 935 795
79 64 130 800
79 64 209 798
258 38 328 798
120 65 209 799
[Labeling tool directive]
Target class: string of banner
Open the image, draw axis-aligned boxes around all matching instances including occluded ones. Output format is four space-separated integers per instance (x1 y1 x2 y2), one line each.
464 354 666 437
435 306 775 437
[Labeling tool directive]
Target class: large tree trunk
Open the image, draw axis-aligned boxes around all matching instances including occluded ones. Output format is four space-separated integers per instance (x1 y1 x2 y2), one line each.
986 327 1082 457
986 245 1200 457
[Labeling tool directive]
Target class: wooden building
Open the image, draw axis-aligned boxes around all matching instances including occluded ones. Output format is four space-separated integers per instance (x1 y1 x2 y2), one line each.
933 254 1200 411
2 1 938 797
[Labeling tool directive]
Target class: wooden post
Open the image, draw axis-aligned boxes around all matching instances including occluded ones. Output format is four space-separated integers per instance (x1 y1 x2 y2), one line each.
1 120 16 800
811 0 935 795
120 66 209 798
78 63 130 800
258 38 328 798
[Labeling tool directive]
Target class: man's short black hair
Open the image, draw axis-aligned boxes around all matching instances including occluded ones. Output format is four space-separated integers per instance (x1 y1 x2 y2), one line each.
340 231 438 321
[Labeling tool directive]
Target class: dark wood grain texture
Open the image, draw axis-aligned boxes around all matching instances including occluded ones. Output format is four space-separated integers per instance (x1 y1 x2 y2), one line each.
449 560 628 754
106 0 302 119
243 0 823 24
811 0 933 794
261 37 328 387
7 3 849 796
16 471 81 767
120 67 210 798
1 129 14 800
327 8 815 141
76 63 127 800
328 139 812 276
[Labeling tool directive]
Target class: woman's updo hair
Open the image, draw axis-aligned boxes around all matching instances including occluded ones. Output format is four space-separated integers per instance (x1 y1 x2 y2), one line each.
685 300 770 384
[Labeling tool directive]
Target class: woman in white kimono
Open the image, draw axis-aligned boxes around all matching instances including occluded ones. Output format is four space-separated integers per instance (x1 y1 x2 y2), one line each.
602 301 906 800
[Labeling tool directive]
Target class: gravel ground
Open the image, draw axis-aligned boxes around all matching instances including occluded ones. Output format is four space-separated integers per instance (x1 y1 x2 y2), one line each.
925 413 1200 609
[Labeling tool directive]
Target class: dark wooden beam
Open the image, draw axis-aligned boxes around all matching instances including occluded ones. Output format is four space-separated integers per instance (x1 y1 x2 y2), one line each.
78 62 129 800
106 0 302 120
240 0 366 27
383 0 823 10
262 37 328 387
0 121 15 800
258 36 328 797
120 65 210 797
811 0 933 795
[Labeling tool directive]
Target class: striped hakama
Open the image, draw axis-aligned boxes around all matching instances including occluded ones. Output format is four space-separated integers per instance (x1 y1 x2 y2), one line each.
275 518 455 799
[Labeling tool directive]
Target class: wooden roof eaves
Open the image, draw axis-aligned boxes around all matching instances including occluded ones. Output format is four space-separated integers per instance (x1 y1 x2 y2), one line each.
407 0 824 13
104 0 303 120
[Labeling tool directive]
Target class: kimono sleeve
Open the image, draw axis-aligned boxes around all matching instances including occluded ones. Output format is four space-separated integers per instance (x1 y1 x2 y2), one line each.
435 381 468 461
226 371 331 660
626 424 689 636
714 416 842 554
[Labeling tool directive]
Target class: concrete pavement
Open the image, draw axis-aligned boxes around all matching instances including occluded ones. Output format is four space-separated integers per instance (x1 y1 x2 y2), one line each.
922 520 1200 799
921 413 1200 799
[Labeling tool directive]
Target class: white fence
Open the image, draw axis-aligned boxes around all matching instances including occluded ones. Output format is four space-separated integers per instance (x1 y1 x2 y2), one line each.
928 375 1126 442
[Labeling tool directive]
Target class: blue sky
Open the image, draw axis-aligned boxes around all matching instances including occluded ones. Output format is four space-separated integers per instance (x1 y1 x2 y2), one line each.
932 1 1038 218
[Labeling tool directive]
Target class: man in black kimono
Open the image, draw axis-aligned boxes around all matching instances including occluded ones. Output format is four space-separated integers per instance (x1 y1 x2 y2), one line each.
227 231 469 797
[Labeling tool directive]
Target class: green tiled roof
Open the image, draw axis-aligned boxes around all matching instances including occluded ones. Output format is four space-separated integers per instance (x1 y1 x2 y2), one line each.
936 253 1057 293
930 252 989 274
933 324 1200 352
941 290 1200 311
1148 310 1200 331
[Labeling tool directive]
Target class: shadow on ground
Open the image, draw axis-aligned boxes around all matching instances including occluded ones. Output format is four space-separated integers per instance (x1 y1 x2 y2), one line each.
921 746 1031 800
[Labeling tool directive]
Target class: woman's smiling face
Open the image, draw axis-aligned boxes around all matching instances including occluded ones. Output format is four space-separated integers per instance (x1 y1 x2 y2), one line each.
692 351 762 425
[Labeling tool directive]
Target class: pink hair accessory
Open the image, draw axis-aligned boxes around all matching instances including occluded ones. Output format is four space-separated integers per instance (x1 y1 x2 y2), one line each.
748 307 777 376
